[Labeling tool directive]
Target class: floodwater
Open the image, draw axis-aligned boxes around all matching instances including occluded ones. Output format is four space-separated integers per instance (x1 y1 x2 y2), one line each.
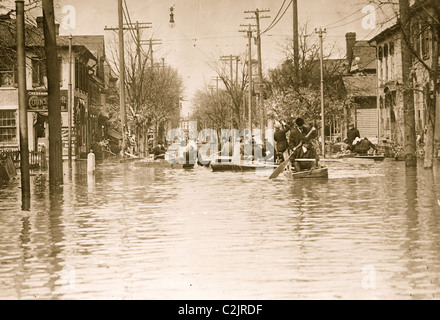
1 157 440 300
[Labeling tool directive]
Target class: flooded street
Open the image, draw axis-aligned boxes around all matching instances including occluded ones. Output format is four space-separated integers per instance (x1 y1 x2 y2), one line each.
1 158 440 300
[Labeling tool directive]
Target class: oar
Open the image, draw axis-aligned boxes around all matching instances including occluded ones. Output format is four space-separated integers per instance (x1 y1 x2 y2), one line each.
269 142 301 179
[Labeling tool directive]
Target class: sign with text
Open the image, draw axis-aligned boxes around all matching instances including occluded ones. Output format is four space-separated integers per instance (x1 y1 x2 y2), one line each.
27 90 68 112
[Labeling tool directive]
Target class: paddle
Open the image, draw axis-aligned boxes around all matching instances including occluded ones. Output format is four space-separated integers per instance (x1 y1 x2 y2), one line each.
269 142 301 179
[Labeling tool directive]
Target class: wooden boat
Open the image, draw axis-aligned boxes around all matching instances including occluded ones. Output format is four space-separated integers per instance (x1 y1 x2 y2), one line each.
355 153 385 161
210 158 277 172
290 166 328 179
330 152 385 161
134 158 194 169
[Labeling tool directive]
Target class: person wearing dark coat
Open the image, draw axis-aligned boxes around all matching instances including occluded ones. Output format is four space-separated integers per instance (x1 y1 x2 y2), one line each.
346 123 360 151
352 137 377 154
289 117 317 150
274 122 290 162
289 118 319 171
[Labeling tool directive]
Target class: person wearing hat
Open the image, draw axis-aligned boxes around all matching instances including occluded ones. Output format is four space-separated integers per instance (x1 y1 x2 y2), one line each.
346 123 360 151
289 117 317 150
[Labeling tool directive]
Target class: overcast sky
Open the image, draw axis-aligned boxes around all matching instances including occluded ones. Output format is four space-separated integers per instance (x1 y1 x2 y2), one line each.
2 0 396 115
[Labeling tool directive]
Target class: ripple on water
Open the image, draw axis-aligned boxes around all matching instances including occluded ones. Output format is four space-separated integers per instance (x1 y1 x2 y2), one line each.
0 159 440 299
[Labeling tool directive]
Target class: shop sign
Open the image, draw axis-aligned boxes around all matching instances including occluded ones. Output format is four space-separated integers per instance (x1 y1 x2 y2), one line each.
27 90 68 112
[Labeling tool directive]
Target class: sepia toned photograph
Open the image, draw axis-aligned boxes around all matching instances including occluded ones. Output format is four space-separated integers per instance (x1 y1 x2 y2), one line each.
1 0 440 302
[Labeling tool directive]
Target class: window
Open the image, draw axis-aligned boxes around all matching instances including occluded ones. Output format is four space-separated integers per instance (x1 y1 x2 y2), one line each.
58 57 63 86
32 58 46 87
421 25 430 59
0 55 17 87
75 59 88 92
32 57 63 87
411 21 421 56
0 110 17 144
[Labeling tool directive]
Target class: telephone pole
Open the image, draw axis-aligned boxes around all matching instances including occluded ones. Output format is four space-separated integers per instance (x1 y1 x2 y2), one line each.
104 19 151 154
117 0 127 155
220 55 240 129
42 0 63 185
105 11 152 156
399 0 417 167
293 0 299 83
68 34 72 161
240 24 255 138
315 27 326 157
15 0 30 209
245 8 270 142
140 38 162 68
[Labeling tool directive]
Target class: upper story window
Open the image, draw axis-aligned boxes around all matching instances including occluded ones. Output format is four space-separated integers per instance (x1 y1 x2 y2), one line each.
0 55 17 88
421 25 430 59
31 57 63 87
32 58 46 87
75 59 88 93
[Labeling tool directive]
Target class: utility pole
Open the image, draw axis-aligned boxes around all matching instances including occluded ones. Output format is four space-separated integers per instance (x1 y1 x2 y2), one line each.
293 0 299 83
399 0 417 167
240 24 255 138
118 0 127 156
245 8 270 143
315 27 326 158
211 76 220 92
42 0 63 185
220 55 240 129
105 13 151 156
68 34 72 161
140 38 162 69
15 0 30 210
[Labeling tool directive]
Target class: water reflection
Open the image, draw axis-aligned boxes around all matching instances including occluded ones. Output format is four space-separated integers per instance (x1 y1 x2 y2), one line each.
0 158 440 299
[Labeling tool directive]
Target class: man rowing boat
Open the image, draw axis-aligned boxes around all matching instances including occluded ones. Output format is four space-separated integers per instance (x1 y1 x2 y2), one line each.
289 117 319 172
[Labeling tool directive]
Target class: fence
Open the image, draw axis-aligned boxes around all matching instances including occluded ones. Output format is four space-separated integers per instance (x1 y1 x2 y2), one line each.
0 149 47 170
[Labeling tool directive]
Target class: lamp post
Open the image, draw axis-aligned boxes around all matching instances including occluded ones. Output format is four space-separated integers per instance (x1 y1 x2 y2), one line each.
169 6 175 28
316 27 326 157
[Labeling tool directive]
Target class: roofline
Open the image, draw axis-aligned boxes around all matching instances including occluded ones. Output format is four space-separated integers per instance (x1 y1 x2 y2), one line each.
368 22 401 45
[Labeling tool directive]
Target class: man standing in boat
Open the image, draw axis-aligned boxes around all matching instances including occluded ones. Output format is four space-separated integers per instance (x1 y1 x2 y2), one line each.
289 118 319 171
274 121 290 163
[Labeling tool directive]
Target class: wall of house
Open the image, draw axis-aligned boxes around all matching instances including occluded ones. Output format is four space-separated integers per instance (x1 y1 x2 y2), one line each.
376 33 407 146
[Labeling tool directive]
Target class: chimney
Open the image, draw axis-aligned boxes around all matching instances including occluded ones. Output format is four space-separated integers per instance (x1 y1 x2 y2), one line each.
345 32 356 71
36 16 59 35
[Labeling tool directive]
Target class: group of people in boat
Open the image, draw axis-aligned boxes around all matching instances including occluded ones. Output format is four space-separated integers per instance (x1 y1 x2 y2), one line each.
274 117 320 172
273 117 378 172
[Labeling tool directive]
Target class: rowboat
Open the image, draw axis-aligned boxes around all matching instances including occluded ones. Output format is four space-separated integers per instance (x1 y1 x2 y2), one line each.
134 158 195 169
210 162 276 172
355 153 385 161
210 157 276 172
290 166 328 179
330 153 385 161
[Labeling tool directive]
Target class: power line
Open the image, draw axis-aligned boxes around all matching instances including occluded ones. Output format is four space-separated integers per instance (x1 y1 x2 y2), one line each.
261 0 292 35
262 0 288 33
327 2 387 30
